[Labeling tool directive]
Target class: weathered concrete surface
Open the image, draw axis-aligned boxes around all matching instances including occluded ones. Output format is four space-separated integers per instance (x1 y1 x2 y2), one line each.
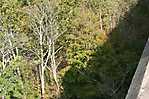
126 38 149 99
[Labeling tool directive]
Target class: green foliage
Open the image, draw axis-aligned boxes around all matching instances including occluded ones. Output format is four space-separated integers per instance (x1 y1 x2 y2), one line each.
0 57 24 98
0 57 39 98
0 0 29 49
20 59 40 99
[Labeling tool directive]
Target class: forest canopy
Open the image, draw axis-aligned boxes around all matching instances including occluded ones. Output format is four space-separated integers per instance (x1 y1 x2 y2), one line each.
0 0 149 99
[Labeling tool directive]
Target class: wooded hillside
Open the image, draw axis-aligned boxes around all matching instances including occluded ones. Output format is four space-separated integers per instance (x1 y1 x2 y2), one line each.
0 0 149 99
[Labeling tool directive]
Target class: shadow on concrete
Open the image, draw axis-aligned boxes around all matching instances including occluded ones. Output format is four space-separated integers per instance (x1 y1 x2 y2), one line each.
60 0 149 99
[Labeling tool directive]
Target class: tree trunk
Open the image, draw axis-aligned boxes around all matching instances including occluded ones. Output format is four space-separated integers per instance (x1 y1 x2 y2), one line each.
40 66 45 99
99 11 103 31
1 96 5 99
2 54 5 70
53 69 59 92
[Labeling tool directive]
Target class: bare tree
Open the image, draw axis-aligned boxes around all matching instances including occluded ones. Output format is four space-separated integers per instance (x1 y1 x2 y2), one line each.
27 0 63 98
0 16 19 71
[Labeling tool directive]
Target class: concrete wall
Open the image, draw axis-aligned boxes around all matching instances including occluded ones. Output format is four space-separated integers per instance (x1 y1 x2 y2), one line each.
126 38 149 99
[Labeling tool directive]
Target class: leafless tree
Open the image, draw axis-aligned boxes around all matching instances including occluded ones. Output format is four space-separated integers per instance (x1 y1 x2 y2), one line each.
0 16 19 71
27 0 63 98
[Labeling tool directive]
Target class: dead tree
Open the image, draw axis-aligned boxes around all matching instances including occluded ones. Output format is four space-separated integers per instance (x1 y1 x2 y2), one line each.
27 1 63 98
0 16 19 71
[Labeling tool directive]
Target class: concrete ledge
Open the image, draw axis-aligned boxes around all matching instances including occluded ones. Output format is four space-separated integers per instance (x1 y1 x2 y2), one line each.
126 38 149 99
